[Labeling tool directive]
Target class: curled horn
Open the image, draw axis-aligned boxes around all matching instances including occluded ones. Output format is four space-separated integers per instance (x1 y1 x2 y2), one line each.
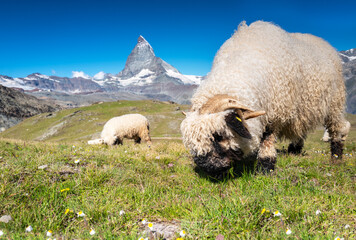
199 94 264 116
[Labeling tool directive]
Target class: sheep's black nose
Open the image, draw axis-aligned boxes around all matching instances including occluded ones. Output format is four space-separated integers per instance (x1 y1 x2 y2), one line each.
194 153 232 175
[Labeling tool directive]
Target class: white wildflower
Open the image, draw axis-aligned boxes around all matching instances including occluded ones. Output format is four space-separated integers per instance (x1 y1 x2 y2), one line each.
180 230 186 237
77 211 85 217
90 229 95 235
46 230 52 236
148 222 153 230
0 230 3 236
141 219 147 224
344 224 350 229
286 229 292 235
316 210 321 215
119 210 125 216
273 210 282 217
38 165 48 170
25 225 33 232
74 159 80 164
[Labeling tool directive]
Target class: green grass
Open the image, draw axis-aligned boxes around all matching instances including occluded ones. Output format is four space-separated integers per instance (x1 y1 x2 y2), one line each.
0 100 190 142
0 104 355 239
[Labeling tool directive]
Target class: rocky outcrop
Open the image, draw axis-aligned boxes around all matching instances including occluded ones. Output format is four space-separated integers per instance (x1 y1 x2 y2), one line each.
0 85 59 129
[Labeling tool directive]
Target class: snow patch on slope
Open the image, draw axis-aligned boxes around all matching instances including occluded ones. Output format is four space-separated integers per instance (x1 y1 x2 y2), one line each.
119 69 155 86
72 71 90 79
93 71 106 80
166 70 202 85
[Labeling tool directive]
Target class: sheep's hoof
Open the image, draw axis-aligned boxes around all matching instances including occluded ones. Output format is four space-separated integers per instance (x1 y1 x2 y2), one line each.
256 157 276 173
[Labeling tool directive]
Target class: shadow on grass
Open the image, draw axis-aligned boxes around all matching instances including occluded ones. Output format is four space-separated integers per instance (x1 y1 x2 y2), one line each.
193 147 307 183
194 158 257 183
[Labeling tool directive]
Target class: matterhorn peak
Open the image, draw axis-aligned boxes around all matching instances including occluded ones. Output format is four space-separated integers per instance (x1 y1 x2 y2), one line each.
137 35 148 43
117 35 156 79
135 35 154 53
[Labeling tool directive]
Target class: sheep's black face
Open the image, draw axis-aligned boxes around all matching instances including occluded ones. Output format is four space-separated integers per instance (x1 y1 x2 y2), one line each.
193 133 244 175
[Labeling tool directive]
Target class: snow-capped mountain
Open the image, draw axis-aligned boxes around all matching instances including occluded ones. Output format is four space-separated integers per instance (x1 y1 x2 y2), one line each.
0 35 203 104
339 48 356 114
116 35 203 86
0 73 103 93
339 48 356 63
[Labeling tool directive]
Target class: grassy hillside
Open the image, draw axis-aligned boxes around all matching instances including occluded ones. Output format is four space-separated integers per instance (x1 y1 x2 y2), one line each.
0 102 355 239
0 100 190 142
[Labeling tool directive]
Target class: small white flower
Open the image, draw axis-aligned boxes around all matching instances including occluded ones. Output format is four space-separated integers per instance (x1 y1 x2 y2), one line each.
0 230 4 236
273 210 282 217
77 211 85 217
141 219 147 224
286 229 292 235
119 210 125 215
46 230 52 236
148 222 153 230
38 164 48 170
334 237 344 240
344 224 350 229
90 229 95 235
155 156 160 159
138 237 148 240
180 230 186 237
316 210 321 215
26 225 33 232
74 159 80 164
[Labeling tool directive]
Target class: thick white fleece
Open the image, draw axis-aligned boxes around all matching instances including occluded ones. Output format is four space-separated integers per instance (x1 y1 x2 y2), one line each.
101 113 151 145
182 21 348 156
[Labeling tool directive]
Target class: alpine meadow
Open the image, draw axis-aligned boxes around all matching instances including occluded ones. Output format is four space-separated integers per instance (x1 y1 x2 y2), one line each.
1 1 356 239
0 100 355 239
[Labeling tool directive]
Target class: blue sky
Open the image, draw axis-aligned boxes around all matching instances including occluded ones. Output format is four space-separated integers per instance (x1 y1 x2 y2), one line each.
1 0 355 78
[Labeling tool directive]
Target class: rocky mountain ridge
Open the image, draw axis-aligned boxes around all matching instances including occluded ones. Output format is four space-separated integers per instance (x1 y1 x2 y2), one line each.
0 85 59 130
0 36 203 104
340 48 356 114
0 40 354 112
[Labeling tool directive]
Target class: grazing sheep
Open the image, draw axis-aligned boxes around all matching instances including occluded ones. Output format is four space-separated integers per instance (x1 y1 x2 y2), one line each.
322 121 350 142
89 114 151 145
180 21 349 175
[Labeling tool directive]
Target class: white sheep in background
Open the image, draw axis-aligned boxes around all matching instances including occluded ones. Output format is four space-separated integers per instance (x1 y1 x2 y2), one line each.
322 121 350 142
181 21 349 175
88 113 151 145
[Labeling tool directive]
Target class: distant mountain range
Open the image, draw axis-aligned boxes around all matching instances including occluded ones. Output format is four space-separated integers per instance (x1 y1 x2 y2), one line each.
0 36 354 113
0 36 203 104
339 48 356 114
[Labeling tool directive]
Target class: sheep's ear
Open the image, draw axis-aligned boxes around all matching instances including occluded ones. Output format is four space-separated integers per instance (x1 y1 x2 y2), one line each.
225 111 252 139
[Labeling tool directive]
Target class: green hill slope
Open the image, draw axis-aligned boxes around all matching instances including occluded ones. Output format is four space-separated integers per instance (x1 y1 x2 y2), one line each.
0 100 189 142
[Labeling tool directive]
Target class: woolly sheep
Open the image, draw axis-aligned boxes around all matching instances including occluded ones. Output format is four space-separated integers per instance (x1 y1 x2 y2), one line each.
322 121 350 142
88 114 151 145
180 21 349 175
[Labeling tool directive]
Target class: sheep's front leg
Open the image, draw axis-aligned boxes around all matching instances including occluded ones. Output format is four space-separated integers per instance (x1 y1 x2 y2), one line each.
257 132 277 172
288 138 304 155
134 137 141 144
